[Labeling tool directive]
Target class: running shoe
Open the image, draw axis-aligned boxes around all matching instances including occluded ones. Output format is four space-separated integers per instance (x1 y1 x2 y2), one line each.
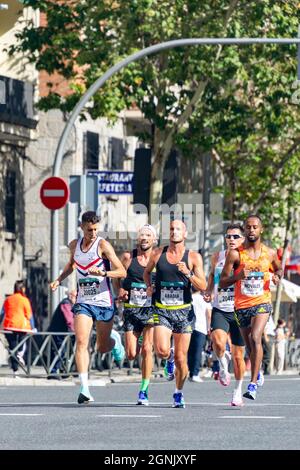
243 383 257 400
136 390 149 406
172 392 185 409
77 389 94 405
257 371 264 387
218 368 231 386
231 389 244 407
164 347 175 381
111 329 125 363
189 375 203 383
213 371 219 380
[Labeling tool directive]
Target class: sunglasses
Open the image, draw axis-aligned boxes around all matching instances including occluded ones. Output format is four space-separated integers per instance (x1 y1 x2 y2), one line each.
225 234 243 239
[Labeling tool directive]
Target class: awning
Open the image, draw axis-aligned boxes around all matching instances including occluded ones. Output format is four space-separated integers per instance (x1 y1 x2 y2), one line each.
285 255 300 275
271 279 300 303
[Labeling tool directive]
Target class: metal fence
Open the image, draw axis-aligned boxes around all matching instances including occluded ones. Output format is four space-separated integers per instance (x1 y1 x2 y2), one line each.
0 329 163 378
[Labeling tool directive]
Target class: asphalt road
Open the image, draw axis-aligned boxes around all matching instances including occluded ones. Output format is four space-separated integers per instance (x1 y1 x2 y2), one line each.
0 375 299 450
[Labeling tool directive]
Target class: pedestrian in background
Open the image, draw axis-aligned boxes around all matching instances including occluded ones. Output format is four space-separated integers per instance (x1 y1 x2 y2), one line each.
2 280 34 375
275 318 287 375
188 290 211 383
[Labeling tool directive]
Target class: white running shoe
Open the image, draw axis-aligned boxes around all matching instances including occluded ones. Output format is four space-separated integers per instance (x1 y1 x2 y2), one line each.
231 389 244 407
189 375 203 383
218 368 231 386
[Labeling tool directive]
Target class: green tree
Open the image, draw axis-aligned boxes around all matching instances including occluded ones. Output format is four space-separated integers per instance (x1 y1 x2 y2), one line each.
10 1 300 240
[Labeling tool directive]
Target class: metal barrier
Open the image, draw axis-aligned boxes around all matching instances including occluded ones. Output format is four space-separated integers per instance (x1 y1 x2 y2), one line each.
0 330 77 377
0 329 160 378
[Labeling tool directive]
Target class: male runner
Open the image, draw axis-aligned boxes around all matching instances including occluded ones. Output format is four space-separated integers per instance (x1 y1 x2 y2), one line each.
50 211 126 404
116 224 157 406
144 220 206 408
220 215 282 400
204 224 246 406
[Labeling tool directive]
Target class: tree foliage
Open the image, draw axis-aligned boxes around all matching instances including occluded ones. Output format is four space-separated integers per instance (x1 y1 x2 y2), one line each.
11 0 300 243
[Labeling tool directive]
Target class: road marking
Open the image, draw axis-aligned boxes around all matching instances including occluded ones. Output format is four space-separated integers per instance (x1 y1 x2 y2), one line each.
219 416 284 419
0 413 43 416
0 401 299 407
97 415 161 418
43 189 65 197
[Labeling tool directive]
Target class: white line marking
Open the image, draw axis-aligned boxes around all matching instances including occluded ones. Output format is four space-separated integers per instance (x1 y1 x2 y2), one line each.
219 416 284 419
0 413 43 416
97 415 161 418
43 189 65 197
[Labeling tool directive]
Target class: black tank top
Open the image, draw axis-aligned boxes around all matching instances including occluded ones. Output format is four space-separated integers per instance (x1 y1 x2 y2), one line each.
123 249 152 307
155 246 192 306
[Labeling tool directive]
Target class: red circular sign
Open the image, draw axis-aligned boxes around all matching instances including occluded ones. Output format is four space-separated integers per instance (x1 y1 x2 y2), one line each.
40 177 70 210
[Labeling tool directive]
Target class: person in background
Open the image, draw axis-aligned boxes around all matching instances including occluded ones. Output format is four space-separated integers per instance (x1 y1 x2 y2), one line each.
262 314 276 375
188 290 211 383
47 290 77 379
275 318 287 375
2 280 34 375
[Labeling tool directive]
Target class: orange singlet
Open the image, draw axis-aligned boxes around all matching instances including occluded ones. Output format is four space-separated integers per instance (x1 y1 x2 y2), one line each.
234 244 272 310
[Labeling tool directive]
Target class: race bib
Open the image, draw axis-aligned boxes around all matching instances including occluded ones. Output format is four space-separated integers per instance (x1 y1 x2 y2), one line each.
217 287 234 309
78 277 101 299
160 281 184 306
241 272 264 296
129 282 151 307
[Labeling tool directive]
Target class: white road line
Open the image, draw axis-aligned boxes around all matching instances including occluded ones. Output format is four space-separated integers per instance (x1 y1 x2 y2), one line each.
0 401 299 407
219 416 284 419
0 413 43 416
43 189 65 197
97 415 161 418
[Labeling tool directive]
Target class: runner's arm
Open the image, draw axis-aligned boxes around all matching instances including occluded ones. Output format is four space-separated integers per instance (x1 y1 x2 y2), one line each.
113 252 131 300
219 250 241 288
269 248 283 285
96 240 127 279
189 252 207 291
143 248 161 289
203 253 218 301
50 239 77 291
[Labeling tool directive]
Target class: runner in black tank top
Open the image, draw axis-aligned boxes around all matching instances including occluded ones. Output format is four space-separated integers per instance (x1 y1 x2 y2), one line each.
144 220 206 409
155 246 192 307
117 225 157 406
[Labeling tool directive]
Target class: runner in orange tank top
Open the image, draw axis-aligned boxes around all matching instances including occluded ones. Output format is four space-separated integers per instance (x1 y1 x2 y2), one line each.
220 215 282 400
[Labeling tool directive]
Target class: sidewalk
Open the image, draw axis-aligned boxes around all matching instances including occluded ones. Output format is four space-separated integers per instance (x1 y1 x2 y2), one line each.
0 365 297 386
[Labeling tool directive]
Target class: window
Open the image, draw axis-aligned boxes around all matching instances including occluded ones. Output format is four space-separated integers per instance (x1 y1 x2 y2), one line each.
84 131 99 170
5 170 16 233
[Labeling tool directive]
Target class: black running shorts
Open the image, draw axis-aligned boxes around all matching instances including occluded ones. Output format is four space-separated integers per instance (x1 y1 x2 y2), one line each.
123 307 154 333
234 303 272 329
153 306 195 334
211 307 245 347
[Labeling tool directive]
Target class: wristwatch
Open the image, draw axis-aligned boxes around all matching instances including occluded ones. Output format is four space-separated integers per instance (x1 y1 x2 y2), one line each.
186 271 194 279
102 270 107 277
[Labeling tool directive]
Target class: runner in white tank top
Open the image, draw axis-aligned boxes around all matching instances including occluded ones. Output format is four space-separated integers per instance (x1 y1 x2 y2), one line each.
50 211 126 404
204 224 246 407
74 235 113 307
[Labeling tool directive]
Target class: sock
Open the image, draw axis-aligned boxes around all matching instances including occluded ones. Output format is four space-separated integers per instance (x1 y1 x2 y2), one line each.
175 388 183 394
218 354 228 373
140 378 150 392
234 380 243 394
79 372 89 394
168 348 174 362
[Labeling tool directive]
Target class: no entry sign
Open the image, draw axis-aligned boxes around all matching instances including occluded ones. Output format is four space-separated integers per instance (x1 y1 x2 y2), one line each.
40 177 70 210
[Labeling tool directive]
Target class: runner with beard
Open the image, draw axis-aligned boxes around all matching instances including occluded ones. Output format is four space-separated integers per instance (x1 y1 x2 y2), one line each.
220 215 282 400
144 220 206 408
117 225 157 406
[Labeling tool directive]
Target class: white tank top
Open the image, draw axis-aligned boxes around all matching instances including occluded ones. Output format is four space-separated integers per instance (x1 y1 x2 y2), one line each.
74 236 113 307
212 250 234 312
